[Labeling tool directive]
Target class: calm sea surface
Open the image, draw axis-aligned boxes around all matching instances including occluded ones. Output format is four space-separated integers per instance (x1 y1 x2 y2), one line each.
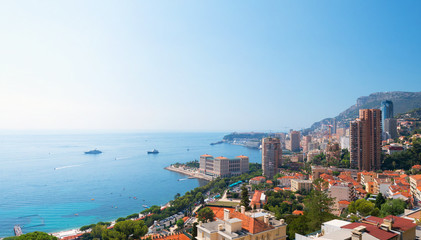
0 132 261 237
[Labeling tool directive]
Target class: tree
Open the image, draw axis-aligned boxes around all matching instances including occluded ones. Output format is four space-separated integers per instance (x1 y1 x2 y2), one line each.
240 185 251 210
375 193 386 209
114 220 148 239
197 207 215 223
304 179 335 230
191 222 198 240
176 219 184 229
348 199 379 217
380 199 407 217
4 232 58 240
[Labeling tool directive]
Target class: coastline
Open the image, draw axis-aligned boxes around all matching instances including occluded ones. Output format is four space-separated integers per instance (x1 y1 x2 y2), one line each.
164 165 213 181
48 167 207 239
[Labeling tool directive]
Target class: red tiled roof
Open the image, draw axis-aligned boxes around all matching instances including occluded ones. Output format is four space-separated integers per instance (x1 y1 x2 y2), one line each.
366 215 417 232
342 223 398 240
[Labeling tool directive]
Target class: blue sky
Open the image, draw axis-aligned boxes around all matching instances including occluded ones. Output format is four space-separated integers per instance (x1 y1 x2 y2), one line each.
0 1 420 132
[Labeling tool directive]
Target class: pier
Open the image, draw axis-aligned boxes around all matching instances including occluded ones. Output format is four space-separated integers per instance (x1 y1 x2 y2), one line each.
14 225 23 236
164 165 213 181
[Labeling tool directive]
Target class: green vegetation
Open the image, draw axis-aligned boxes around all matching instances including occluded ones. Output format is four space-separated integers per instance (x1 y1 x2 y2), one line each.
79 220 148 240
309 149 351 168
240 185 251 210
4 232 58 240
382 138 421 170
379 199 407 217
176 219 184 229
197 207 215 223
348 199 379 217
346 197 407 220
139 163 262 227
222 132 268 141
263 190 304 219
283 179 336 239
206 201 239 207
173 160 199 168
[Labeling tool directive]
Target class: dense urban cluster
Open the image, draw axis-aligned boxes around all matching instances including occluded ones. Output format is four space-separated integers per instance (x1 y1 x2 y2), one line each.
10 102 421 240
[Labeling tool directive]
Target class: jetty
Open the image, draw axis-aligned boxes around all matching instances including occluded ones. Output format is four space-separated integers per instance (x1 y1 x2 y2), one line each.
14 225 23 236
164 165 213 181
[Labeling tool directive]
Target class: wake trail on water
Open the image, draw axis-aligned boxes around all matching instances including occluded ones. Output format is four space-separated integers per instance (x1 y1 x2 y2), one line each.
54 164 83 170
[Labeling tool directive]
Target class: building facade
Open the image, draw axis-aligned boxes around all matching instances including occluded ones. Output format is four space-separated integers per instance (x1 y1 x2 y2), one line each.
262 138 282 179
384 118 398 140
350 109 382 171
290 131 301 152
381 100 394 132
199 155 249 178
196 208 287 240
291 179 312 192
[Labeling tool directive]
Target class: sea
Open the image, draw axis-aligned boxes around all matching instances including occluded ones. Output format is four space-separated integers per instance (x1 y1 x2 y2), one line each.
0 132 262 237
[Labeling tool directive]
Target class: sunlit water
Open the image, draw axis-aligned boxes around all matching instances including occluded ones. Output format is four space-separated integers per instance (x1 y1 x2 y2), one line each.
0 132 261 237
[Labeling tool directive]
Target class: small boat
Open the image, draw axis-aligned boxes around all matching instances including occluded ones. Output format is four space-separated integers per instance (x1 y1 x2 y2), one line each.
147 149 159 154
75 214 79 216
85 149 102 154
91 198 95 201
142 205 149 208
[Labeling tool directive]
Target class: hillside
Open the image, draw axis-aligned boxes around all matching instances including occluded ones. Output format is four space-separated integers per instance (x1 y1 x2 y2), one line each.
306 91 421 132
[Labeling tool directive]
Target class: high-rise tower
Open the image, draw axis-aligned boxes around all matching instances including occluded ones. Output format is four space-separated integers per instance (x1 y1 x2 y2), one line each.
290 131 301 152
381 100 393 131
262 137 282 179
350 109 382 171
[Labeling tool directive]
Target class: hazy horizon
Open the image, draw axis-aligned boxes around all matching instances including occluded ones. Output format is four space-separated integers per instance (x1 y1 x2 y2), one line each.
1 1 420 132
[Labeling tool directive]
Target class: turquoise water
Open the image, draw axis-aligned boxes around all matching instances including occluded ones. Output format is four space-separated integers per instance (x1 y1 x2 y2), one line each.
0 132 261 237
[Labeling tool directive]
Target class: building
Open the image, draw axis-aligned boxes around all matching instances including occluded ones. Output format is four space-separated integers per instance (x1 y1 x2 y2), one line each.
250 190 267 209
262 138 282 179
291 179 312 192
296 215 416 240
350 109 382 171
196 207 287 240
409 175 421 204
328 183 356 215
340 136 349 150
249 176 266 185
290 131 301 152
199 155 249 178
384 118 398 140
303 135 312 153
381 100 394 133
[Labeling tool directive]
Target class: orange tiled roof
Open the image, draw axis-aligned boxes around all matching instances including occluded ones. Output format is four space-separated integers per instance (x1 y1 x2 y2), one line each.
209 206 235 220
338 200 351 205
230 211 274 234
274 187 282 192
292 210 304 215
215 156 228 160
61 234 84 240
411 175 421 180
201 154 213 157
412 165 421 169
251 191 263 204
144 233 191 240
